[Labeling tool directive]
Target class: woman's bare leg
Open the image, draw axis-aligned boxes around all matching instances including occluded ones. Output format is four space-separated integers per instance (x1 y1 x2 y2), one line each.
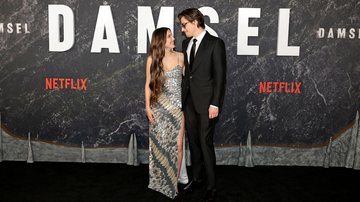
176 113 185 192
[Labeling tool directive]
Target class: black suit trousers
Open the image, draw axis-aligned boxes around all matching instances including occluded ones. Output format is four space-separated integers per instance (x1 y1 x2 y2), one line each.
184 93 216 190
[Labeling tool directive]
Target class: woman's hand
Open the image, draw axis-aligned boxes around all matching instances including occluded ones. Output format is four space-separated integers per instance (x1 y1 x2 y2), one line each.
146 108 156 124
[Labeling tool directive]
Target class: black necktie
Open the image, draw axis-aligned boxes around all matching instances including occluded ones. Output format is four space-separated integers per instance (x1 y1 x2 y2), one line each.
189 38 197 70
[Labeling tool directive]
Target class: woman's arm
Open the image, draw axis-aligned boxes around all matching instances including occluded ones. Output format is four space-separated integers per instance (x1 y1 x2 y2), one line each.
145 56 155 124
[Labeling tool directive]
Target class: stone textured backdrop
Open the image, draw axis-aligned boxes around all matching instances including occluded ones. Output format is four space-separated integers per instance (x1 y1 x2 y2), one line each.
0 0 359 165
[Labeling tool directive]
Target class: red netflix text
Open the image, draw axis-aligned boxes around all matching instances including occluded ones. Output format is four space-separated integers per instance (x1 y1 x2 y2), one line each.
259 82 301 94
45 78 87 90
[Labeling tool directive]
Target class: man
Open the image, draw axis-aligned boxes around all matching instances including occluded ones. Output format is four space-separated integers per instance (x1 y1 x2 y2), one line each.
178 8 226 202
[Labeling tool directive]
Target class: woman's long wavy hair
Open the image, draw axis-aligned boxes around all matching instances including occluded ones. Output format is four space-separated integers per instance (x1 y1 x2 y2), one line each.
149 27 169 105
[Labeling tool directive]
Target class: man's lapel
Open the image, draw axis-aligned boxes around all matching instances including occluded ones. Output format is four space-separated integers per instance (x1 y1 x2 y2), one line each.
191 32 210 72
183 38 191 67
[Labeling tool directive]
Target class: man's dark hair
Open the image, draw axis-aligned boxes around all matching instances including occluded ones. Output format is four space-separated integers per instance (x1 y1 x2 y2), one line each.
177 8 205 29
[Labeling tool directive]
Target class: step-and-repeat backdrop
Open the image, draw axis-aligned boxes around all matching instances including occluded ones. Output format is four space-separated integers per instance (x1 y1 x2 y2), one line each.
1 0 359 166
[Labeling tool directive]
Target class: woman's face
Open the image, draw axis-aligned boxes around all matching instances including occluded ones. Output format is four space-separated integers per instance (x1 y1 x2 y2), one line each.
164 29 175 50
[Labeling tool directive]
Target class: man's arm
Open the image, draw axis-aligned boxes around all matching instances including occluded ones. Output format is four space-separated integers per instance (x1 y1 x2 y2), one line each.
211 38 227 108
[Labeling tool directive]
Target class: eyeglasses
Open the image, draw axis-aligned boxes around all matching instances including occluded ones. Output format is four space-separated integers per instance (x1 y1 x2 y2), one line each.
181 21 190 28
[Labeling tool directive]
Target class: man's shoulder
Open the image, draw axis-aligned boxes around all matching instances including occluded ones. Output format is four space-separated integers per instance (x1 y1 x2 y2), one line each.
205 32 224 43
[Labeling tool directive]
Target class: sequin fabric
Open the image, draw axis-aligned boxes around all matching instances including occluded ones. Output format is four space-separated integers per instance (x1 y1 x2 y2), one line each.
148 65 182 199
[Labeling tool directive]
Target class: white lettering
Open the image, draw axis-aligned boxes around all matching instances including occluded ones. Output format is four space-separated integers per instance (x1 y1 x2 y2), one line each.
349 28 355 39
7 23 13 33
237 8 260 55
337 28 346 38
327 28 334 38
24 23 30 34
317 28 324 38
48 5 75 52
91 5 120 53
0 23 30 34
137 6 174 54
277 8 300 56
16 23 21 33
199 7 219 37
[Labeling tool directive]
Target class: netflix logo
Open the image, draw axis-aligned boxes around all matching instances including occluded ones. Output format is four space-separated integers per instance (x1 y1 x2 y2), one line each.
45 78 88 90
259 81 301 94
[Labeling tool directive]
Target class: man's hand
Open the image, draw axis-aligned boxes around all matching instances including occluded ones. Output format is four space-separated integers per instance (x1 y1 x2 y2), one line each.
208 106 219 119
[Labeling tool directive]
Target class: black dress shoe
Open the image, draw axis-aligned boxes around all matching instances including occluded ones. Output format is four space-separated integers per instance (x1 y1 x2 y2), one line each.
182 180 203 193
201 189 217 202
177 182 186 194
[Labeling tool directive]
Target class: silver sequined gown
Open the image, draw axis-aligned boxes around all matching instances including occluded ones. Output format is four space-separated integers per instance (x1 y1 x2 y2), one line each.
148 64 182 199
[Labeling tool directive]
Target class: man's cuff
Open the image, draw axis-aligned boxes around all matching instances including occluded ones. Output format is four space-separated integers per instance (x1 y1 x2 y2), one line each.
210 105 218 109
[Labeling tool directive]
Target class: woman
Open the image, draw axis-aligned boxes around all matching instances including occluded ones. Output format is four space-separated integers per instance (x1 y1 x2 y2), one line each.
144 27 188 199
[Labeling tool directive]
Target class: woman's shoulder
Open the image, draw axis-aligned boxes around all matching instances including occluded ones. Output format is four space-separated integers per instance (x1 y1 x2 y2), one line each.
147 55 152 62
172 51 185 67
146 56 152 67
174 51 184 60
173 51 184 56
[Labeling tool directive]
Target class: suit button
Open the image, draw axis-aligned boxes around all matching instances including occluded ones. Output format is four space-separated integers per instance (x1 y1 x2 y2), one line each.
190 76 193 79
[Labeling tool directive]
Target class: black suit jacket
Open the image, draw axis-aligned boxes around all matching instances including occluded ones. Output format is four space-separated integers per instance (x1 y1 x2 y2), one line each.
182 32 226 114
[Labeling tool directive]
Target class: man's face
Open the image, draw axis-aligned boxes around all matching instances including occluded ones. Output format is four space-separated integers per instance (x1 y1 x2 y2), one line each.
180 17 197 38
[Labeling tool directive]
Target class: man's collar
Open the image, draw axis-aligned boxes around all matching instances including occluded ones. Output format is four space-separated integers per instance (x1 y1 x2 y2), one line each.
192 30 206 42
